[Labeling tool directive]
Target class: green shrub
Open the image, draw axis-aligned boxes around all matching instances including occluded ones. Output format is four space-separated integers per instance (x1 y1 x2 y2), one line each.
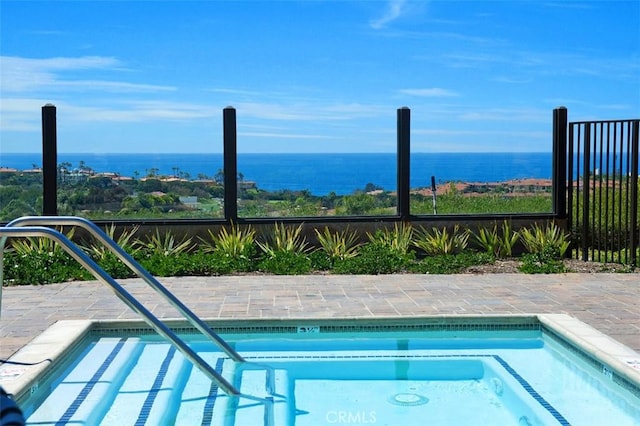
82 224 140 279
333 242 414 274
411 252 493 274
309 250 332 271
4 229 92 284
138 252 207 277
3 248 91 285
205 250 256 274
94 251 137 279
519 247 567 274
257 250 312 275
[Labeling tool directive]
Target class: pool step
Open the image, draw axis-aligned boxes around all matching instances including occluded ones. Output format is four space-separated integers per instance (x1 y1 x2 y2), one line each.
100 343 189 425
174 353 230 425
25 337 144 425
25 340 290 425
175 358 291 425
221 364 291 426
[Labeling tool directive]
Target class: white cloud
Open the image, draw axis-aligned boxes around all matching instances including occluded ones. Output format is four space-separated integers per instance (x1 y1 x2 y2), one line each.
457 107 548 123
0 98 218 131
0 98 50 131
63 100 217 122
234 101 388 122
399 88 459 97
0 56 174 93
370 0 407 30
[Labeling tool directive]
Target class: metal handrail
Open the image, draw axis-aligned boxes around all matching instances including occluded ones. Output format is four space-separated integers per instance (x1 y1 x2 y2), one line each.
5 216 245 363
0 225 245 397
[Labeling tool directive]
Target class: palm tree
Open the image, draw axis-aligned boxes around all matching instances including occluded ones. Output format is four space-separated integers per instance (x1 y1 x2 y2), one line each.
214 169 224 184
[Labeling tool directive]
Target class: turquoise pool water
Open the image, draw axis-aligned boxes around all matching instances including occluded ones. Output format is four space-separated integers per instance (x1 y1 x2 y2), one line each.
19 325 640 426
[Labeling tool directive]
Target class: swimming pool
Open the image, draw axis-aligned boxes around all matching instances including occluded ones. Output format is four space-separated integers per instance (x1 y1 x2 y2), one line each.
3 315 640 425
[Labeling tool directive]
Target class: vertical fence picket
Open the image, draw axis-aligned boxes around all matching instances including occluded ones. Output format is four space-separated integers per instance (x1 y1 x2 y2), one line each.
569 118 640 266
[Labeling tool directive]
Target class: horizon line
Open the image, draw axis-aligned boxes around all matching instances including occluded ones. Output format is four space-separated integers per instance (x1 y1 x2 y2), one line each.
2 151 554 155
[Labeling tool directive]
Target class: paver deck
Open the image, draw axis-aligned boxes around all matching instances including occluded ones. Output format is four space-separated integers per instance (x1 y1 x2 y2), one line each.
1 273 639 360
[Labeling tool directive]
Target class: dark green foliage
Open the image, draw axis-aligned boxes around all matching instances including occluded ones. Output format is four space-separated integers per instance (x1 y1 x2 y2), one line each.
95 251 137 279
518 246 566 274
3 250 91 285
205 250 257 275
411 193 553 215
309 250 332 271
257 251 312 275
411 252 494 274
333 242 414 275
138 252 205 277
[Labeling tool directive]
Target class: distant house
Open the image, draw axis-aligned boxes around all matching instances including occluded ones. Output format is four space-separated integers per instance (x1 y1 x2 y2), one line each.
179 196 199 208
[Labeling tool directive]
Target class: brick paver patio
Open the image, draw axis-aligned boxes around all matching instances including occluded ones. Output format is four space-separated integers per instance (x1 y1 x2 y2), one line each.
1 273 639 360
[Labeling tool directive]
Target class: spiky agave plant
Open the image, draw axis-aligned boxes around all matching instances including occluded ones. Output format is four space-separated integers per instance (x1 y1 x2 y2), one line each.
82 224 140 260
199 223 256 259
366 222 414 254
472 221 519 258
136 228 194 257
314 226 360 260
413 225 469 256
10 227 75 257
257 222 309 258
520 222 570 258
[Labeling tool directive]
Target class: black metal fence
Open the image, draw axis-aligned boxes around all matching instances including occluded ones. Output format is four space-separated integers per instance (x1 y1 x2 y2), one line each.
37 105 561 222
26 105 640 266
567 118 640 265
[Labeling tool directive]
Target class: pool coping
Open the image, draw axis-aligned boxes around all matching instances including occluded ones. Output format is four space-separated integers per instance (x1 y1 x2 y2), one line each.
2 313 639 404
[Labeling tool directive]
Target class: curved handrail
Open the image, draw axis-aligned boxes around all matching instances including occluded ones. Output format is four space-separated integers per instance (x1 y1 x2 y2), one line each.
4 216 244 363
0 225 242 397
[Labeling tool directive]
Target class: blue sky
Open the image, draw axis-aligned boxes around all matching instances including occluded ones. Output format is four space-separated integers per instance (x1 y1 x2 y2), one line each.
1 0 638 154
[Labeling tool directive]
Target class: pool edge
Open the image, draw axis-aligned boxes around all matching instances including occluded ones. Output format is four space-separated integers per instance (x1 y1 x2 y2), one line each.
2 314 639 405
0 320 93 401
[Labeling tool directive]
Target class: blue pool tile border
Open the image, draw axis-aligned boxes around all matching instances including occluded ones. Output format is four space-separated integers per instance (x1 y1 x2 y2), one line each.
92 321 542 336
200 358 224 426
492 355 570 425
134 346 176 426
55 338 126 426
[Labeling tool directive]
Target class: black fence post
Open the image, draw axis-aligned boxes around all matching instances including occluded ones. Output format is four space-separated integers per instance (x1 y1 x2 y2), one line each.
42 104 57 216
581 123 591 261
223 107 238 222
630 120 639 267
397 107 411 221
552 107 568 218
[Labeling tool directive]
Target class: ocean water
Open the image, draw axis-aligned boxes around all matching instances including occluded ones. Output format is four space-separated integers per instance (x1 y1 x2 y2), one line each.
0 152 552 195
